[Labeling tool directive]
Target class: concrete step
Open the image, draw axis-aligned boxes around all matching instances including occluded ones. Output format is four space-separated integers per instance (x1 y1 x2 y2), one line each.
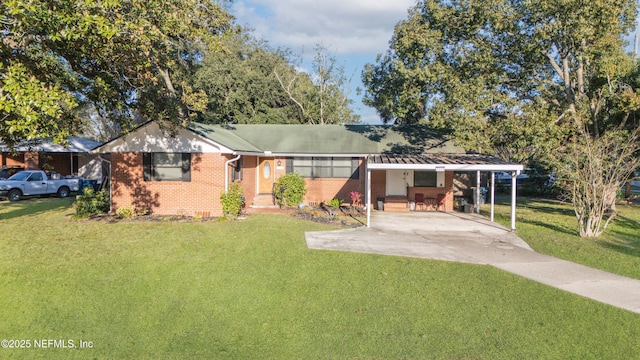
383 196 409 212
251 194 277 208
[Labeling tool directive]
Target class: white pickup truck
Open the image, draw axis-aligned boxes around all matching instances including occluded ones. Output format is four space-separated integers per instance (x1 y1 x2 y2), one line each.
0 170 81 201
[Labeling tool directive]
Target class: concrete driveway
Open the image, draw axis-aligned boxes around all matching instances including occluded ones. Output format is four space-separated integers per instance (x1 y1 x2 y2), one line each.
305 211 640 314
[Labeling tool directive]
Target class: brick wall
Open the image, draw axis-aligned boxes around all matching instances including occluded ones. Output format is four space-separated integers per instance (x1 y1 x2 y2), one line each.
1 153 25 167
290 159 366 205
1 152 76 175
407 171 455 211
110 152 229 217
40 153 73 175
24 152 39 170
369 170 455 211
235 156 257 203
370 170 386 209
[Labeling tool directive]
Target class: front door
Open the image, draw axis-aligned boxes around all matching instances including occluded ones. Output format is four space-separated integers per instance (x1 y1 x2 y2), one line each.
386 170 407 196
258 158 275 194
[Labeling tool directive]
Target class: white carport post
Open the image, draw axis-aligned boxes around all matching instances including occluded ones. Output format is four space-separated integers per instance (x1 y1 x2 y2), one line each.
490 171 495 222
510 170 518 231
476 170 481 214
366 165 372 228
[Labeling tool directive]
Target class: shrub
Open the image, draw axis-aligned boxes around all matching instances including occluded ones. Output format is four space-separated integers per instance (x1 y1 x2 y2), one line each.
328 198 343 208
74 188 110 218
115 206 136 219
349 191 362 206
114 205 148 219
220 182 244 219
320 198 343 219
275 173 307 207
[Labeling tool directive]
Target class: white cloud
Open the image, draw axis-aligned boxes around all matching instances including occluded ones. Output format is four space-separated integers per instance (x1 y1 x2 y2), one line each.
232 0 414 55
231 1 413 124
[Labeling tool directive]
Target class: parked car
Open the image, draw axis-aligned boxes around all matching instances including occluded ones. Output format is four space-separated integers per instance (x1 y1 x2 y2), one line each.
493 170 529 185
0 170 81 201
494 169 554 187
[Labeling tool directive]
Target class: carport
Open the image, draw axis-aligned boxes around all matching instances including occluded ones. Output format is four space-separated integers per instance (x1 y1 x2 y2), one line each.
364 154 524 230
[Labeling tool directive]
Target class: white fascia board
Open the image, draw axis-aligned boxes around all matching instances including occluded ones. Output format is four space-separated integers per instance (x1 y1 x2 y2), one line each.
367 163 524 171
264 153 369 158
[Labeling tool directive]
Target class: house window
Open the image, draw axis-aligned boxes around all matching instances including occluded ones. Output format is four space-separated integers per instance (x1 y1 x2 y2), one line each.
143 153 191 182
288 157 359 179
232 157 243 181
414 171 437 187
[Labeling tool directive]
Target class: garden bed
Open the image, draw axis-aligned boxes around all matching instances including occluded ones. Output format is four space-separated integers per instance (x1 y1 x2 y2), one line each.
293 204 366 228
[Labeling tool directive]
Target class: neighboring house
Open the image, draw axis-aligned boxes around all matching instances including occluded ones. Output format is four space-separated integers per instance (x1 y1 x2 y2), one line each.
1 137 104 182
94 121 523 226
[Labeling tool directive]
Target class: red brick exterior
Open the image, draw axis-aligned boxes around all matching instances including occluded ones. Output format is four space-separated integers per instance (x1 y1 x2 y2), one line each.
301 160 366 205
1 153 25 168
1 152 75 175
234 156 257 204
109 152 457 217
111 152 230 217
369 170 455 211
370 170 387 209
24 152 39 170
406 171 455 211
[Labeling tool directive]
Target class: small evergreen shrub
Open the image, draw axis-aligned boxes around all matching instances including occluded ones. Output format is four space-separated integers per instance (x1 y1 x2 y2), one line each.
328 198 343 208
114 206 148 219
115 206 136 219
275 173 307 207
220 182 244 218
74 188 110 218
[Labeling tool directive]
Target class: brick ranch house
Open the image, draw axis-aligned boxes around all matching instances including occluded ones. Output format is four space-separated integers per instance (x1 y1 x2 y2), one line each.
94 121 523 228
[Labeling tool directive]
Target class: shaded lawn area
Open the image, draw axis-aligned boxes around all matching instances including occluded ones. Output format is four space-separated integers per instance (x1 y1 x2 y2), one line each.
485 197 640 280
1 199 639 359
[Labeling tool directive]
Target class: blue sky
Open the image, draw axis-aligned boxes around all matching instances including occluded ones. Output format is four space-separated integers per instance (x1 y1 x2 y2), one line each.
230 2 640 124
231 0 415 124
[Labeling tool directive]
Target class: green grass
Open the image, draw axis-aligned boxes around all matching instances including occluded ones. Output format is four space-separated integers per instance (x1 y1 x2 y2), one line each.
485 197 640 280
0 198 639 359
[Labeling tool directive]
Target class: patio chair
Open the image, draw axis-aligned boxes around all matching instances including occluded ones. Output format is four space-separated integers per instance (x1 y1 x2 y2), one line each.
415 193 426 211
436 194 446 211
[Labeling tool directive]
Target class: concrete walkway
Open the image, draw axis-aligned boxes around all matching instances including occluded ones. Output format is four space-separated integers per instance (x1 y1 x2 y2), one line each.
305 211 640 314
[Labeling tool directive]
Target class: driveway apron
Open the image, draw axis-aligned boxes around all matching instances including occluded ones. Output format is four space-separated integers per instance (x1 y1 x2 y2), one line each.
305 211 640 314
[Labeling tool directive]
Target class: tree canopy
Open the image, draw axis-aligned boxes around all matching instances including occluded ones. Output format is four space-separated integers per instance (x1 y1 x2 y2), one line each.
192 35 360 125
363 0 638 152
1 0 233 148
362 0 640 236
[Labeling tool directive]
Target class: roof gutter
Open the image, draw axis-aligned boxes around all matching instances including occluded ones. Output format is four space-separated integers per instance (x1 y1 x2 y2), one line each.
224 154 241 193
366 163 523 171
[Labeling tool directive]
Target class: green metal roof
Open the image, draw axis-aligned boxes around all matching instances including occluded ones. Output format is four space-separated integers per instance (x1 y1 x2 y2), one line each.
188 123 262 153
187 123 464 155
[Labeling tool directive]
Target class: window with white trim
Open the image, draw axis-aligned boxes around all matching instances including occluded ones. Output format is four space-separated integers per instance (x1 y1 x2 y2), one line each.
143 153 191 182
287 157 359 179
414 171 437 187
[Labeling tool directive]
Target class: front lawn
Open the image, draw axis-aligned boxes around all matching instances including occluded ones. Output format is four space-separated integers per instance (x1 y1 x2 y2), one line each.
0 198 639 359
486 197 640 280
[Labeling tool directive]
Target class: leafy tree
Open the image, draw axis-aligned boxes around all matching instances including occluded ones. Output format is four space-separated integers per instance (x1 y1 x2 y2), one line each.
274 44 360 124
192 32 303 124
362 0 640 237
1 0 233 149
191 33 359 125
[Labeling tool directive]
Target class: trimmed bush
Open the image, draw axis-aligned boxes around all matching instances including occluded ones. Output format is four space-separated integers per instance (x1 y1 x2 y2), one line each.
74 188 110 218
220 182 244 218
275 173 307 207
